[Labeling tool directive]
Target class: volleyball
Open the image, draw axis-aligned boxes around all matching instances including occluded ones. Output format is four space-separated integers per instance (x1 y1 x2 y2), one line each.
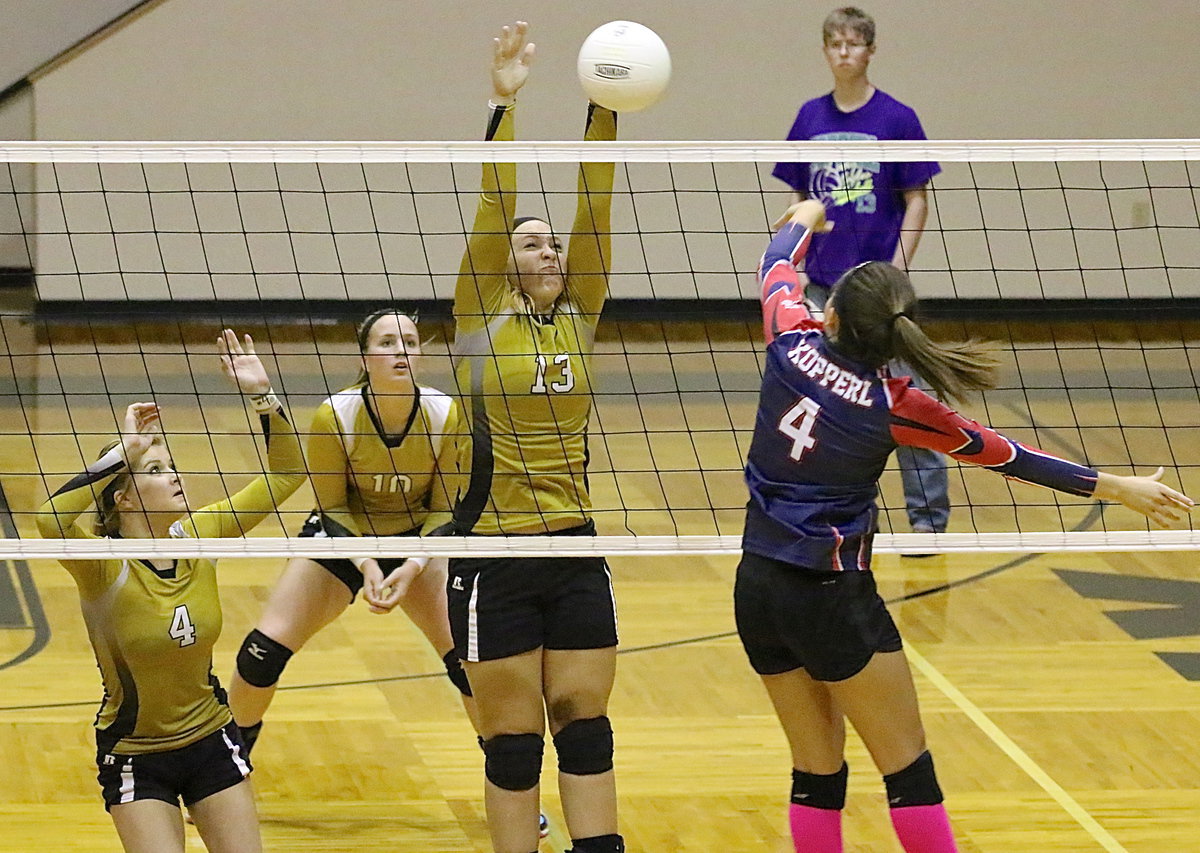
577 21 671 113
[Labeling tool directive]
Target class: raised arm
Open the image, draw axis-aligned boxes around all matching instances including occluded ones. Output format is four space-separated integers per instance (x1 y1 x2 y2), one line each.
759 200 830 344
887 380 1193 525
455 22 533 333
36 402 159 540
565 104 617 320
36 402 160 586
186 332 307 538
188 402 306 539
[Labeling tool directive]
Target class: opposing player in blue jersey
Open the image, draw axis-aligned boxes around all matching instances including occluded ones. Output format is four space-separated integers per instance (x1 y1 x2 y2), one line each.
737 199 1194 853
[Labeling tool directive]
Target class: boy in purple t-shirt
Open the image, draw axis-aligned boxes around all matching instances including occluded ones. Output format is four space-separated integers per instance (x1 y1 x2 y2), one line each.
773 6 950 541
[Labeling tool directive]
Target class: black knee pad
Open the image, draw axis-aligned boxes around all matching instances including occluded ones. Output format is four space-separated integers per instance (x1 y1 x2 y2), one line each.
791 762 848 810
883 750 944 808
236 629 294 688
553 716 614 776
442 650 472 697
483 733 544 792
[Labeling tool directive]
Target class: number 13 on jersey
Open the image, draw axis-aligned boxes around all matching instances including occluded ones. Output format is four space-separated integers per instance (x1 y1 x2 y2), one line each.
531 354 575 393
778 396 821 461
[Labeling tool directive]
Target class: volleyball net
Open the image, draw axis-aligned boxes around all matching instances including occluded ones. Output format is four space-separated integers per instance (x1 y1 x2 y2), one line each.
1 139 1198 560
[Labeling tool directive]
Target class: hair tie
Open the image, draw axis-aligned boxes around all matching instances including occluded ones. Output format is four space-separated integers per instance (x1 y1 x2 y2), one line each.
890 311 909 324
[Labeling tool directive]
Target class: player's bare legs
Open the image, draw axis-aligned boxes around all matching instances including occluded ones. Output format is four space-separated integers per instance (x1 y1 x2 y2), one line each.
826 650 926 775
543 647 619 841
464 649 545 853
109 800 186 853
394 558 480 730
188 780 263 853
760 668 847 774
227 557 352 729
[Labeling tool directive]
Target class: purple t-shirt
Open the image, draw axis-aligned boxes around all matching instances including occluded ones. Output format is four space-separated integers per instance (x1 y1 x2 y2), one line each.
772 89 940 286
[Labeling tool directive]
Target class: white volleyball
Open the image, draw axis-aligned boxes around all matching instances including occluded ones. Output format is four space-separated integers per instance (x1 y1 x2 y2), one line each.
577 21 671 113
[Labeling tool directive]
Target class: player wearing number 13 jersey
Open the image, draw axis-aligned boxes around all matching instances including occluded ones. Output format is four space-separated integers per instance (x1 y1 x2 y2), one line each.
443 24 626 853
450 98 614 538
35 331 304 852
736 201 1193 853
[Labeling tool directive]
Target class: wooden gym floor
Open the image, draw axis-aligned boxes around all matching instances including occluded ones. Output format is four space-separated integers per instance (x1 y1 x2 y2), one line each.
0 312 1198 852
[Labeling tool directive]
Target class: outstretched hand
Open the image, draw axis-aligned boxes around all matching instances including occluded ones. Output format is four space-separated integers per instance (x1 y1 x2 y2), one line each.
1095 467 1194 528
492 21 534 99
773 199 834 234
217 329 272 396
120 402 161 465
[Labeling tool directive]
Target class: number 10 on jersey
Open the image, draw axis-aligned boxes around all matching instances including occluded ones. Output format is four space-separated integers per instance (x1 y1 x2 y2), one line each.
778 397 821 461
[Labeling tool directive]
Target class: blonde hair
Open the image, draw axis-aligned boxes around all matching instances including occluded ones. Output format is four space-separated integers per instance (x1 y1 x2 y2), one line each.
823 6 876 45
93 440 132 536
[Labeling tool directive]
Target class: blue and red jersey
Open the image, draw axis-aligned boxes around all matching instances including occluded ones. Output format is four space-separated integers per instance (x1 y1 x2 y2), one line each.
743 221 1098 571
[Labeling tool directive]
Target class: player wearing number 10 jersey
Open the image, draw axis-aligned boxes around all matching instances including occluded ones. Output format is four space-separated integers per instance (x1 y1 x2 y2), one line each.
735 200 1193 853
226 310 477 767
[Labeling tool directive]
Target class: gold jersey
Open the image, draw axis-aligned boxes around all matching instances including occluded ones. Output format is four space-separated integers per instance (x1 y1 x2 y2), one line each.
453 103 615 535
35 406 305 754
306 384 458 537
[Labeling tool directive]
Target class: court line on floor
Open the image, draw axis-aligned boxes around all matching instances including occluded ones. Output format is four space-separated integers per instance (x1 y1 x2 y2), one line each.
0 477 50 671
905 643 1128 853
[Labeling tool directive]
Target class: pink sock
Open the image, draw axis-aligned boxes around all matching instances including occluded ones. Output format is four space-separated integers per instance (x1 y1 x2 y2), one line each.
889 804 958 852
788 803 843 852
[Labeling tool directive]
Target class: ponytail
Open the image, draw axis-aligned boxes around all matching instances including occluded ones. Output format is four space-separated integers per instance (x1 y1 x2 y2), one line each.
829 262 999 404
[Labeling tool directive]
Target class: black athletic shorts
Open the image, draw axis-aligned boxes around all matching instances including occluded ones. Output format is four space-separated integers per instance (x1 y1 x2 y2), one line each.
447 522 618 662
298 511 419 598
96 720 251 812
734 550 902 682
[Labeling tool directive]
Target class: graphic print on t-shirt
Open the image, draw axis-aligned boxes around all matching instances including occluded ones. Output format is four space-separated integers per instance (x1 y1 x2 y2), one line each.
809 131 879 215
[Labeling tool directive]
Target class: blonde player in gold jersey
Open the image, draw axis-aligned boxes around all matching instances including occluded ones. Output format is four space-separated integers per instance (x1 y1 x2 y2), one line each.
226 309 477 757
35 330 305 853
445 22 623 853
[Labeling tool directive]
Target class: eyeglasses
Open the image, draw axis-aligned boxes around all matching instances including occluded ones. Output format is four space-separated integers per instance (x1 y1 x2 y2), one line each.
824 39 870 51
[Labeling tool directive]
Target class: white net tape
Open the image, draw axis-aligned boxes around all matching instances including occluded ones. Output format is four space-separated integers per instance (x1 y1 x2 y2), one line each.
1 139 1199 163
3 530 1200 561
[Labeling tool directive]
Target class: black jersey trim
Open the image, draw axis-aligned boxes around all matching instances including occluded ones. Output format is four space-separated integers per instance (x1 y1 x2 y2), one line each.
485 104 508 141
361 384 421 449
95 639 139 754
888 413 948 436
585 102 616 133
453 357 494 534
209 668 228 706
